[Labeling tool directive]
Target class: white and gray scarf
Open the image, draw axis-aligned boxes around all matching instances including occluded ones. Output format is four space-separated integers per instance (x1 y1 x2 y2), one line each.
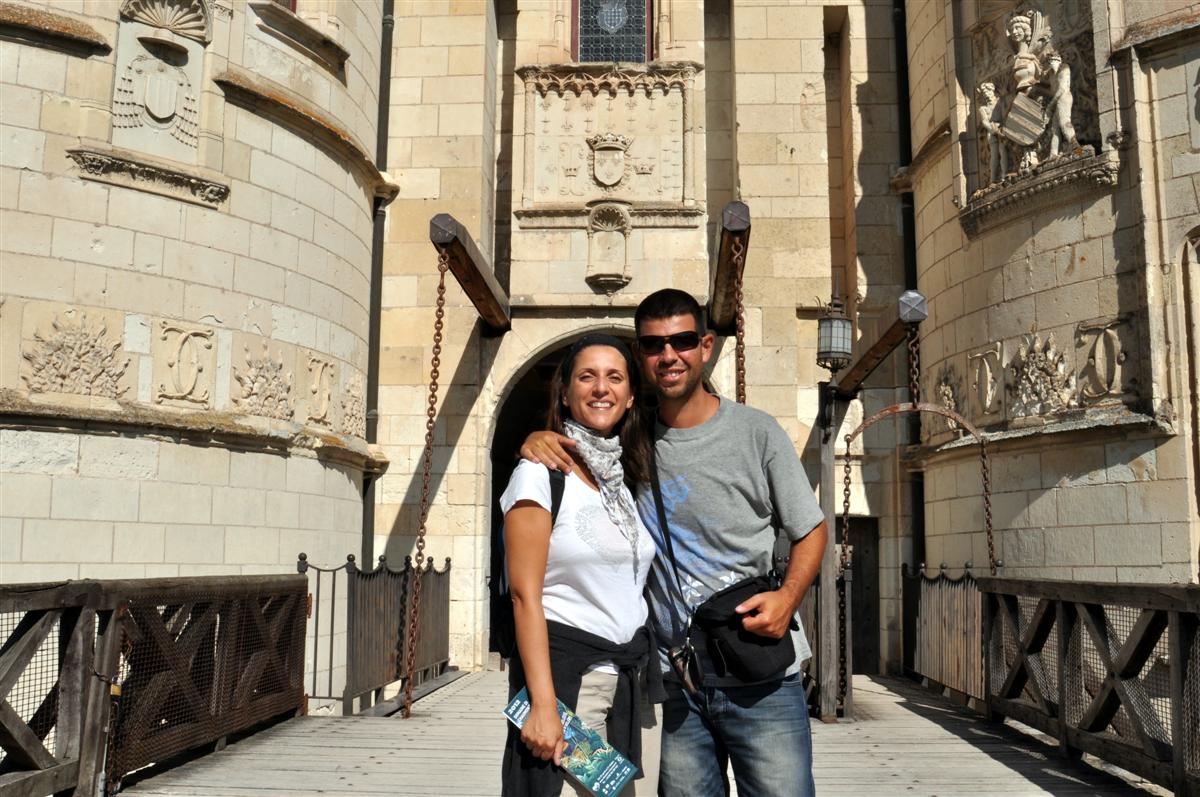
564 419 642 578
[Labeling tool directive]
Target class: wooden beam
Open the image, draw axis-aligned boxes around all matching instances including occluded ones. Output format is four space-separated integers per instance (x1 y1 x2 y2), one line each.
708 201 751 334
0 610 59 702
0 760 79 797
977 577 1200 614
429 213 511 334
0 699 57 770
834 317 910 400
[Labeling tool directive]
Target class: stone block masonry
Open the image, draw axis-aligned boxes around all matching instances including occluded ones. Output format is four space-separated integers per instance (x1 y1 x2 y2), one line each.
0 428 361 581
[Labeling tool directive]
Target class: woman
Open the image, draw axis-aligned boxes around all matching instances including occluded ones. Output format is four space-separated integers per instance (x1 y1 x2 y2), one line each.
499 333 658 796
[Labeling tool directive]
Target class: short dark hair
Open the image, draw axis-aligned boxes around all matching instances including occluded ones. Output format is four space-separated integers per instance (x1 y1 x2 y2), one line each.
634 288 706 335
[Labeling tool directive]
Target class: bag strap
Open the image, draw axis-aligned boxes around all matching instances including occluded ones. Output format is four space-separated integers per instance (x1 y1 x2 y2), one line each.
548 467 565 525
648 445 684 590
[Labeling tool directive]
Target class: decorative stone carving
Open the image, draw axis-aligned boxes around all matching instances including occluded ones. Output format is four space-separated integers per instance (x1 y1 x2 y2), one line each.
958 148 1118 237
515 204 705 230
1075 315 1137 404
155 321 213 405
968 342 1004 420
22 315 130 398
233 342 294 420
516 61 701 214
340 372 366 438
1008 332 1078 418
67 146 230 205
113 0 208 165
961 4 1112 236
935 363 964 434
306 353 334 425
585 202 632 292
119 0 212 44
114 54 199 148
587 132 632 190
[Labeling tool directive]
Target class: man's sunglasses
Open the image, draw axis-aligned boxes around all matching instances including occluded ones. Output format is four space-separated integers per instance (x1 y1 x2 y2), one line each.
636 331 702 355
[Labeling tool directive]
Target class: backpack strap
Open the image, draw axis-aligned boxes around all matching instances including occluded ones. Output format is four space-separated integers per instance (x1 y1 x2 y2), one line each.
547 467 565 525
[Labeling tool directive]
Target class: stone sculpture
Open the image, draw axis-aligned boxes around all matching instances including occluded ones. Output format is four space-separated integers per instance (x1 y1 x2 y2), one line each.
1046 52 1077 158
971 6 1091 189
976 82 1008 184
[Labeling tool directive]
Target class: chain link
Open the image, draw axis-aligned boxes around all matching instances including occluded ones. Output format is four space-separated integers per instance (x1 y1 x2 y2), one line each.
906 325 921 405
402 249 449 718
732 236 747 405
837 438 853 702
981 438 997 575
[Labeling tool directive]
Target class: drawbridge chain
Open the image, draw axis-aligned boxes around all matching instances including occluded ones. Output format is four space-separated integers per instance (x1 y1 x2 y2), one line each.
733 236 747 404
402 248 449 718
835 331 997 702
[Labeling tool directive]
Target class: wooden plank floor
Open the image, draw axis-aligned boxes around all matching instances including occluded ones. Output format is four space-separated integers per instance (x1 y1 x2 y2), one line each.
125 672 1165 796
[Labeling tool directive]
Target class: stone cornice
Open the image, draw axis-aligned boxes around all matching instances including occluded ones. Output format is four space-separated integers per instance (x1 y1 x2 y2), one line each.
0 389 390 475
1112 14 1199 55
958 147 1119 238
214 66 398 202
514 203 705 229
0 1 110 52
67 142 230 205
516 60 703 95
909 405 1170 467
248 0 349 76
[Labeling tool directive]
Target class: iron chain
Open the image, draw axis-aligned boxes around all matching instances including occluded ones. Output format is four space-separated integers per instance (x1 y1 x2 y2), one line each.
838 438 853 702
906 325 921 405
732 236 747 404
981 438 997 575
402 249 449 718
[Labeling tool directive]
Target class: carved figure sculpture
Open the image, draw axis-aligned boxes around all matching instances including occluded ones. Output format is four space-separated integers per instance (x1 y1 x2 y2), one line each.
1002 10 1052 173
1046 53 1077 158
1006 12 1042 92
976 83 1008 183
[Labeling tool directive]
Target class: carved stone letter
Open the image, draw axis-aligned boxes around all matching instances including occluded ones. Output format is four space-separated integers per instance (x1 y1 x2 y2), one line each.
155 320 214 406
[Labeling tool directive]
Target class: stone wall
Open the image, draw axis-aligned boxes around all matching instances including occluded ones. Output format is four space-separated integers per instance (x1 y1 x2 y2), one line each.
905 1 1199 583
372 0 913 673
0 0 392 697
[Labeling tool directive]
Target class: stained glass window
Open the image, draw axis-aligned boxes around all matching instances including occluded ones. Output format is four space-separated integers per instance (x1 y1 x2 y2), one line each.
577 0 649 63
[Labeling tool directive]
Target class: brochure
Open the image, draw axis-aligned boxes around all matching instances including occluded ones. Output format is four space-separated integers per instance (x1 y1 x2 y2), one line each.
503 687 638 796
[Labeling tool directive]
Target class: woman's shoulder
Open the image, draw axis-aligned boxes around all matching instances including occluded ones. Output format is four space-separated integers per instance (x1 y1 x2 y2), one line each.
500 458 557 514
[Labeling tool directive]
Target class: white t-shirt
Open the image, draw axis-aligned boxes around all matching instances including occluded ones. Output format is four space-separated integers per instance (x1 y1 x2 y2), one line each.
500 459 656 658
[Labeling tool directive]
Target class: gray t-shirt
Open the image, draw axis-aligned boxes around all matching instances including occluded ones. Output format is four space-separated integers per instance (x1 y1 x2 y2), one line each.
635 396 825 687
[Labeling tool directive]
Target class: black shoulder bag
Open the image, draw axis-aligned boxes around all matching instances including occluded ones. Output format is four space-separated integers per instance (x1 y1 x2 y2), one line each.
494 466 565 658
649 446 797 686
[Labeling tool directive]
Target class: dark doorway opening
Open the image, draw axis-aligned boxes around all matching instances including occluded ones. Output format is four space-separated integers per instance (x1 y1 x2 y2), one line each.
849 517 880 675
486 331 638 654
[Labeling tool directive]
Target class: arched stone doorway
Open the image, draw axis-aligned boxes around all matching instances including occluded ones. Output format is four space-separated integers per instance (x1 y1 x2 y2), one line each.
485 328 638 656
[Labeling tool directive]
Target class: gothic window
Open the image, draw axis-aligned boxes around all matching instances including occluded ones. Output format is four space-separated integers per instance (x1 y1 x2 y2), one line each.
574 0 651 63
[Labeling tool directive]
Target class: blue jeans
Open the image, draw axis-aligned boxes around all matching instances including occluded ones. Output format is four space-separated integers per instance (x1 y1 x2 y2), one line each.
659 674 815 797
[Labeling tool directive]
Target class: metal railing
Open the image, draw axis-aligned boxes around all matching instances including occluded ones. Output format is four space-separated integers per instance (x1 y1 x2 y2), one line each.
0 575 306 796
297 553 452 715
904 564 985 701
980 577 1199 796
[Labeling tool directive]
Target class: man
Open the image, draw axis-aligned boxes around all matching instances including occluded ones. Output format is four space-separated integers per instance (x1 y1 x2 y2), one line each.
522 288 827 796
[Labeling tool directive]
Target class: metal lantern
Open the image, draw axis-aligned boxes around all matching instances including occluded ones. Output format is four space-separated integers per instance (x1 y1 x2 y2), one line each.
816 296 853 374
